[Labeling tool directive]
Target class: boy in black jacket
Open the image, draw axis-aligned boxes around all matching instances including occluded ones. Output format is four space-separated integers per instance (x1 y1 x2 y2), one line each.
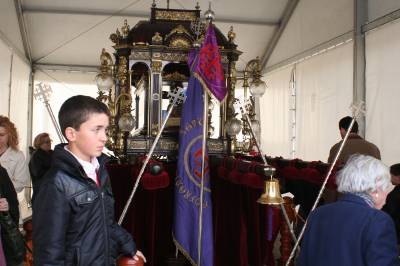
33 95 145 265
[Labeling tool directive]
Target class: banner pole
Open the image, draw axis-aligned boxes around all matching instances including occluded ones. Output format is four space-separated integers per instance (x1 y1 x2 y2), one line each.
197 92 208 265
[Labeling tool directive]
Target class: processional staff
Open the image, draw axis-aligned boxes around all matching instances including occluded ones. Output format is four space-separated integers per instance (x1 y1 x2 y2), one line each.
117 87 186 225
33 83 65 143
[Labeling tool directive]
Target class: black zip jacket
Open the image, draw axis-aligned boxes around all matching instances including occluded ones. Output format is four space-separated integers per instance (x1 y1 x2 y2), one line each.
33 144 136 265
0 165 19 224
29 148 52 194
0 165 22 265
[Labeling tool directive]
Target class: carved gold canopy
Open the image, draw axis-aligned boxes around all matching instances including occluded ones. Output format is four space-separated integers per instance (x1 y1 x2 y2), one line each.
103 4 242 156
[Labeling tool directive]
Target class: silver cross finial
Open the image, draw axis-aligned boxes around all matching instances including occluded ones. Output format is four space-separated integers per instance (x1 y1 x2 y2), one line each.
350 101 366 118
244 98 254 113
191 18 205 42
168 86 187 106
34 83 53 103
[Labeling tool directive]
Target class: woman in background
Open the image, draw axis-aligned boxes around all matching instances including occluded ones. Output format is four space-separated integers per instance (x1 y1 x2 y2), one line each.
29 133 53 195
297 154 399 266
0 116 29 194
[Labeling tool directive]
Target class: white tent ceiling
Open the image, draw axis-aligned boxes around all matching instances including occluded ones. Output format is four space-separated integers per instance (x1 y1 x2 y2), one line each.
3 0 400 73
19 0 290 71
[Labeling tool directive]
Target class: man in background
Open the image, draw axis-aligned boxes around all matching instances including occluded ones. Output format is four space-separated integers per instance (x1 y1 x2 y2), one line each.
325 116 381 203
328 116 380 165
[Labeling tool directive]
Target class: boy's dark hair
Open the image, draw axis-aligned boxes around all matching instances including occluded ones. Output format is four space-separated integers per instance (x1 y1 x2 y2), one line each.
339 116 358 133
58 95 110 138
390 163 400 176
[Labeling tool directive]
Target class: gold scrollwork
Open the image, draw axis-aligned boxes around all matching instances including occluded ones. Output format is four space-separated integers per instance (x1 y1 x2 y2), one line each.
151 32 163 45
208 139 224 152
152 52 162 59
159 139 178 150
151 61 162 73
155 10 197 22
163 71 188 82
162 53 188 62
115 132 124 152
165 25 190 39
110 28 122 45
121 19 130 38
165 25 193 48
132 42 149 46
228 26 236 43
117 56 128 87
169 37 191 48
130 51 151 60
128 139 148 149
230 63 237 86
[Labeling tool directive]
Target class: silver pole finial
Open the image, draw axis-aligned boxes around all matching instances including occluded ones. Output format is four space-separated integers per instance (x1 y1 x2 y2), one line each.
204 1 215 21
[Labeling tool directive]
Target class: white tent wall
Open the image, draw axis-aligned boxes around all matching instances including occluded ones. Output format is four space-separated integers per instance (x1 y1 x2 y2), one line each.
0 0 32 157
260 67 292 158
0 0 32 220
267 0 353 68
293 41 353 162
8 54 31 222
32 70 98 147
9 55 31 157
0 36 31 158
261 1 400 163
0 0 25 58
368 0 400 21
0 39 12 116
365 19 400 166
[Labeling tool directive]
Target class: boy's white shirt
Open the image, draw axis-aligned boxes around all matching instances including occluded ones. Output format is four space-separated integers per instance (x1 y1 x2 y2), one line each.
64 146 99 184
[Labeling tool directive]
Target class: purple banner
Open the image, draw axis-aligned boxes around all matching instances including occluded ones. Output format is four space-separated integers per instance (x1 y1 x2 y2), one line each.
173 59 214 265
194 24 227 102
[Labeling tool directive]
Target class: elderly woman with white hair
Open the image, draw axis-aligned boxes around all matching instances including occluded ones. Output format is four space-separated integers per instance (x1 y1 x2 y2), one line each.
297 154 400 266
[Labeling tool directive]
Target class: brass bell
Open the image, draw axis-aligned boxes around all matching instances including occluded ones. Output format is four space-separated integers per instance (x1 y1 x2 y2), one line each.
257 166 284 205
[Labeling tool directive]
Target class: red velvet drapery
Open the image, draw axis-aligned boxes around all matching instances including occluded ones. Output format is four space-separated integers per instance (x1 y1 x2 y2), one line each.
107 157 282 266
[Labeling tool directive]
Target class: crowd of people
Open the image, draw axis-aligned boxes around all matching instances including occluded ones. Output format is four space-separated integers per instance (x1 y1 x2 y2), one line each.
298 117 400 265
0 98 399 265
